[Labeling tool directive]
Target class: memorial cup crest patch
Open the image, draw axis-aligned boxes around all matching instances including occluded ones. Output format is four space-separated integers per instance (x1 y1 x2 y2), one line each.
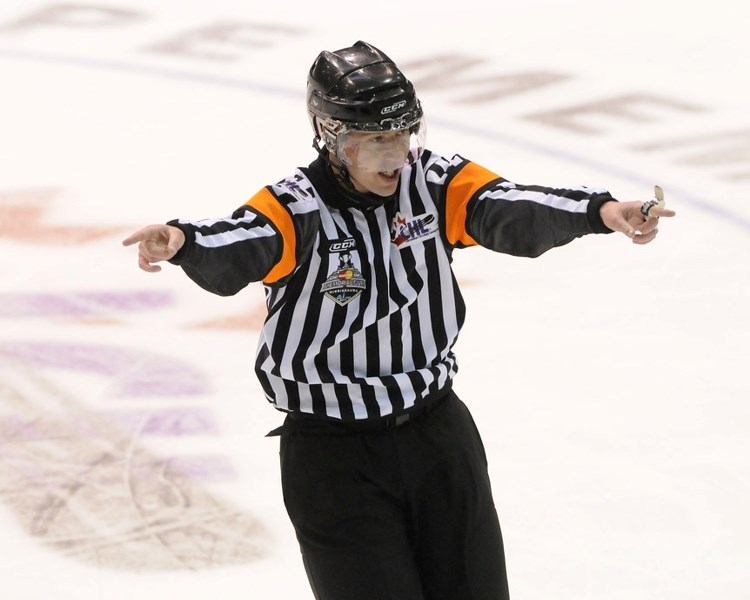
320 238 366 306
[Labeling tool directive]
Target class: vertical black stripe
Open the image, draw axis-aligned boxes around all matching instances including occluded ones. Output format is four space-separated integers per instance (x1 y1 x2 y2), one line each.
310 384 327 416
288 236 334 385
256 363 274 400
387 262 406 374
364 211 385 379
361 385 381 419
400 246 427 369
283 379 300 413
381 375 405 414
406 371 425 399
369 210 392 321
335 386 355 421
424 238 449 360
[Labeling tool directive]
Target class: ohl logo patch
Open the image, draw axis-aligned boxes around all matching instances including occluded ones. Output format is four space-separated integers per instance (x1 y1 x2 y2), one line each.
391 211 439 248
320 239 367 306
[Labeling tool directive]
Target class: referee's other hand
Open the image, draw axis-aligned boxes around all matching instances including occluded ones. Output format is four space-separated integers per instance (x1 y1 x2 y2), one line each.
600 200 676 245
122 224 185 272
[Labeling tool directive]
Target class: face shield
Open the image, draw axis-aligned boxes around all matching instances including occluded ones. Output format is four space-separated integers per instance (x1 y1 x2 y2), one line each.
335 115 426 173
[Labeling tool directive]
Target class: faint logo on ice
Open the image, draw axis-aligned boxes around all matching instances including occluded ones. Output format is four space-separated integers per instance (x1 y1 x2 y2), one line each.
0 342 270 570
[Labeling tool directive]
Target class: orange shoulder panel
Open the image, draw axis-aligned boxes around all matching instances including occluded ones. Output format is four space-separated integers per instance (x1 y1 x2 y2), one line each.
244 188 296 284
445 162 501 246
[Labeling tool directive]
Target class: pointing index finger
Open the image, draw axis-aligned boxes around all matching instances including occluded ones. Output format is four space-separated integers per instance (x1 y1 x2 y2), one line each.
122 226 152 247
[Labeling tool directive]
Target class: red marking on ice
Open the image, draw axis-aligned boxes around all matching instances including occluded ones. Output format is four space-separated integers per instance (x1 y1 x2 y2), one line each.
0 189 126 244
190 304 267 331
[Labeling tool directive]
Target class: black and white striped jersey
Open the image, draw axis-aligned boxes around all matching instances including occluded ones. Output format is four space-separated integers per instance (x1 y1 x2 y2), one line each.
169 150 614 421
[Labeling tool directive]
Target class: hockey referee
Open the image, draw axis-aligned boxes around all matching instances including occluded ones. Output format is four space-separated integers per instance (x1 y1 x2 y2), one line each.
124 41 675 600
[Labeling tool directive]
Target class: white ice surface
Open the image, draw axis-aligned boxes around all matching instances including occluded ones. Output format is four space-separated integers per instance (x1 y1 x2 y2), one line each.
0 1 748 598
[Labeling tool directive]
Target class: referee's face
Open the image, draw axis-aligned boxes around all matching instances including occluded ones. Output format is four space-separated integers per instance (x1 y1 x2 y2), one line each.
339 131 408 197
347 162 402 197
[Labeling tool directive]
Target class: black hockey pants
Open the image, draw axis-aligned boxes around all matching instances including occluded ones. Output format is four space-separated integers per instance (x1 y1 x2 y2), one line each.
279 390 510 600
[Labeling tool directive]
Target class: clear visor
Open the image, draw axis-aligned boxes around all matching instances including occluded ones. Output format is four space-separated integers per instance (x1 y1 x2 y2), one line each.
336 118 426 173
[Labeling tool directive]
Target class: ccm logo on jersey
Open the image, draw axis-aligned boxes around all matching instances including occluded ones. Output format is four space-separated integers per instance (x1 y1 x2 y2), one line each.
381 100 406 115
328 238 357 252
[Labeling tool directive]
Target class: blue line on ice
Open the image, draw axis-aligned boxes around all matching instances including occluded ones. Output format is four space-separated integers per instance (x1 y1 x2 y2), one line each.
3 47 747 234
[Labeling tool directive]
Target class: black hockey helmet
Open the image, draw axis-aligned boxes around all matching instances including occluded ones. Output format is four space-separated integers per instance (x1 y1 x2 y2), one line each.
307 41 424 154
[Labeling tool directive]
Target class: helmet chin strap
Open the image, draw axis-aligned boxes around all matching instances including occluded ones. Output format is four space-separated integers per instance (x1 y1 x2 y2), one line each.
312 139 396 211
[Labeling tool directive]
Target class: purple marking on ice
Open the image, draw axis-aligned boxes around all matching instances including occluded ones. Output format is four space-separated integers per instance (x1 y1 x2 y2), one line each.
103 408 219 436
0 342 209 397
0 415 49 442
163 455 237 482
0 408 218 443
0 291 174 318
